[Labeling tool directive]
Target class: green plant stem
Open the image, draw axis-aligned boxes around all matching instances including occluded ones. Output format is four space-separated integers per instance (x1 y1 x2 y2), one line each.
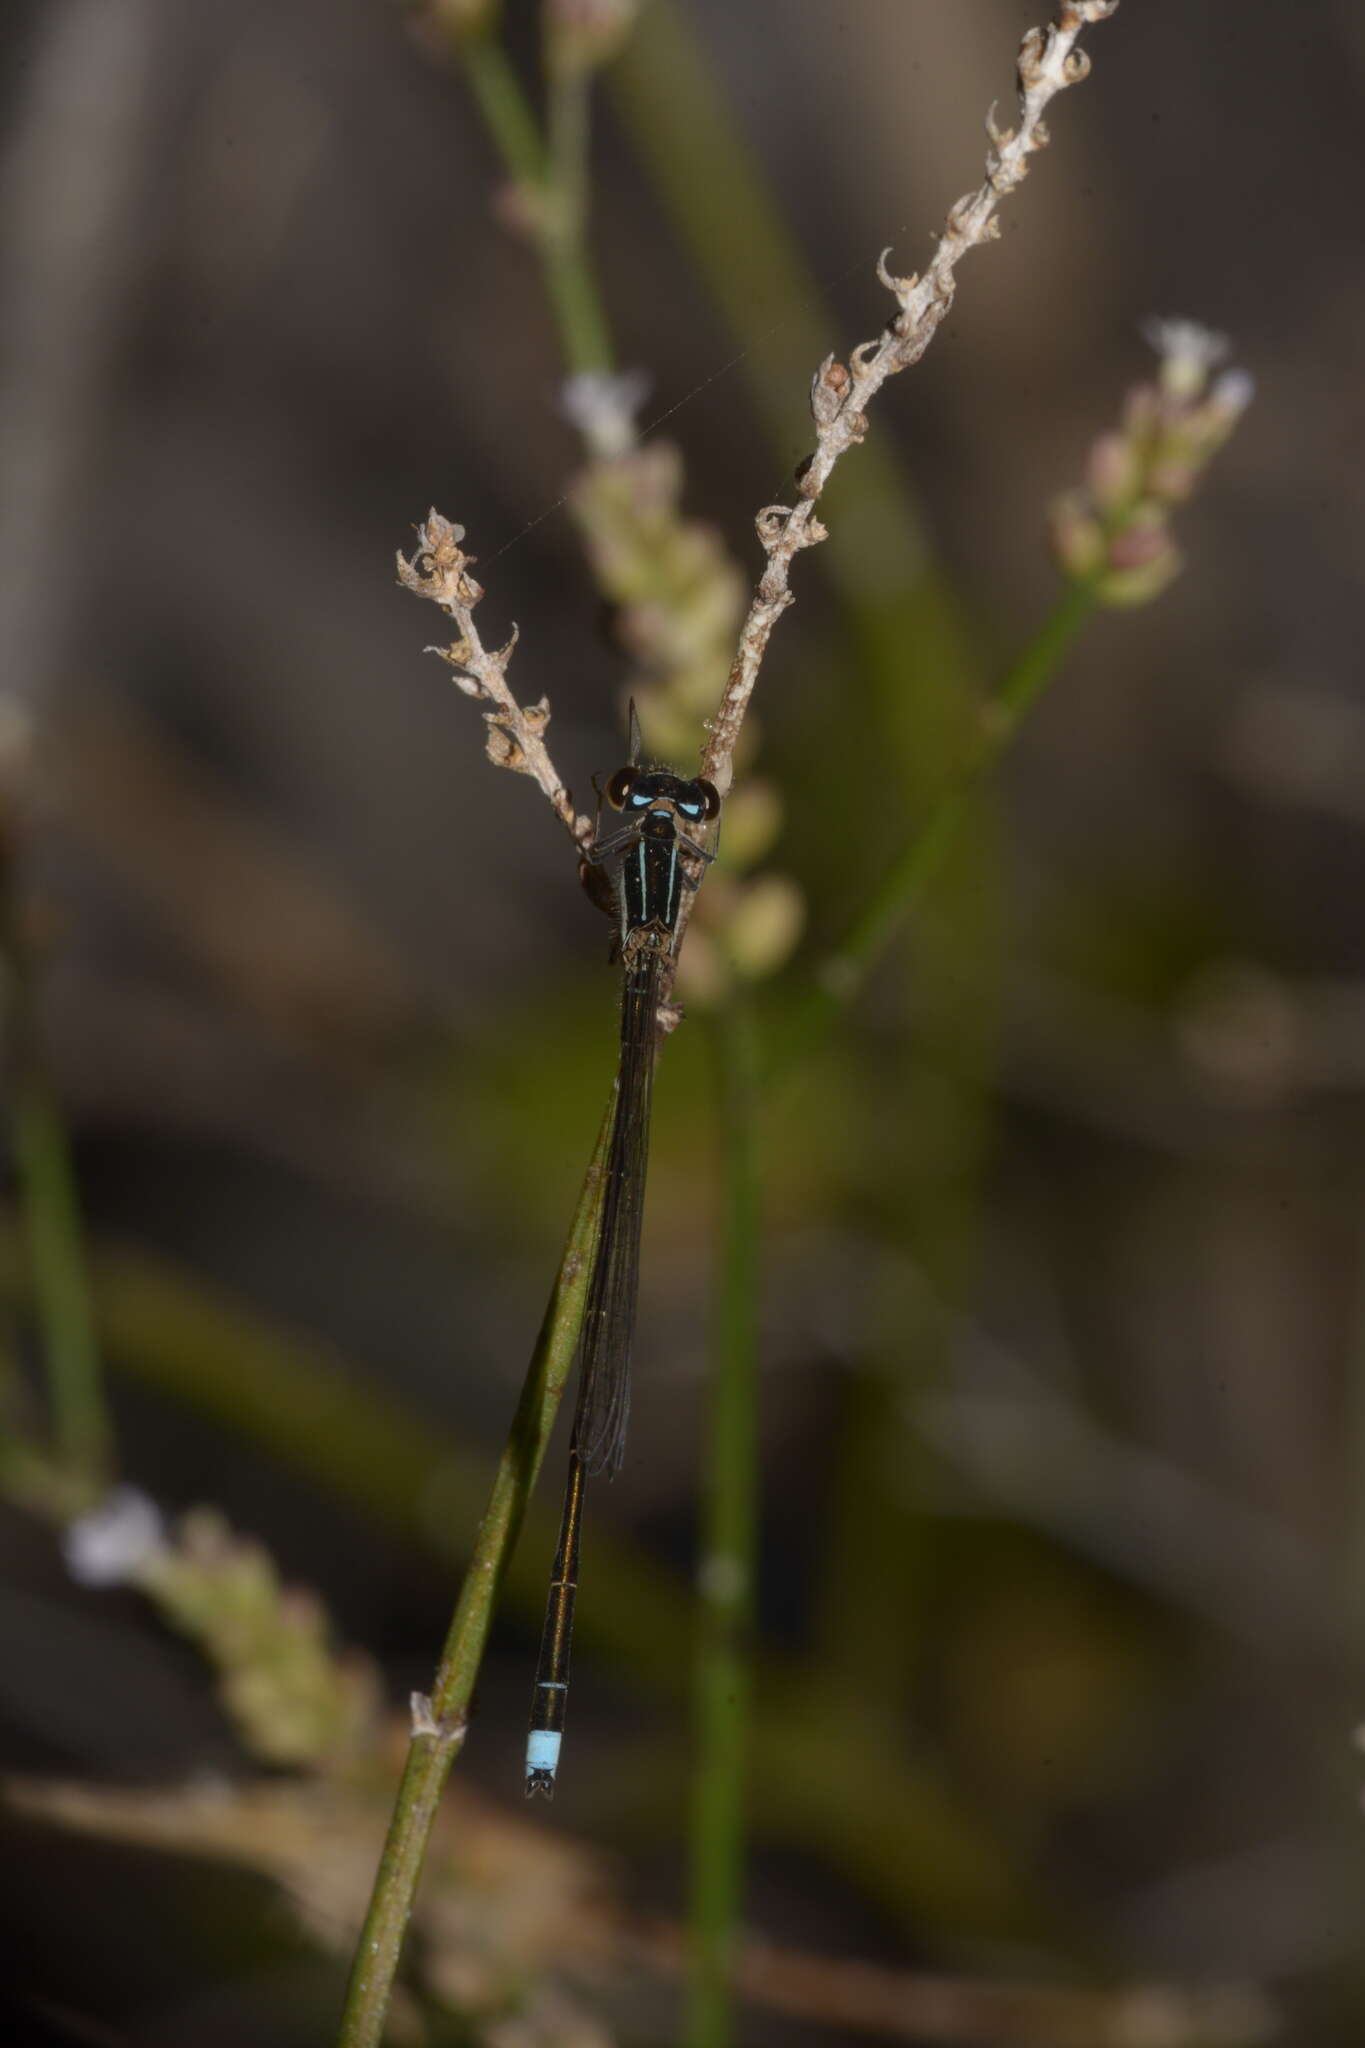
689 986 761 2048
544 63 613 375
462 35 545 187
336 1098 612 2048
11 1068 111 1498
991 572 1101 737
775 576 1100 1075
462 36 612 376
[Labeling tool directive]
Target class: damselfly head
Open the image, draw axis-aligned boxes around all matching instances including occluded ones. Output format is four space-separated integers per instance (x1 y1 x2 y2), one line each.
611 702 719 823
605 765 720 823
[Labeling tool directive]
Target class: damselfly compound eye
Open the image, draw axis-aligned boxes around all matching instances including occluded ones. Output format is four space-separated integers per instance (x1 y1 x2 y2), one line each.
605 765 637 808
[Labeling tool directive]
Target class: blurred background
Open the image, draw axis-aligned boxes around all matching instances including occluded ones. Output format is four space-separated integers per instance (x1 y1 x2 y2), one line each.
1 0 1364 2043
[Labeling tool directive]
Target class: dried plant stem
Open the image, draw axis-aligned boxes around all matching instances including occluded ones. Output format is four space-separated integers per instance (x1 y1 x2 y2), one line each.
720 1935 1275 2048
689 987 761 2048
671 574 1112 2036
367 17 1120 2048
0 1215 1030 1916
609 0 936 596
677 9 1114 2030
699 0 1118 801
336 1100 612 2048
398 512 594 853
778 575 1100 1075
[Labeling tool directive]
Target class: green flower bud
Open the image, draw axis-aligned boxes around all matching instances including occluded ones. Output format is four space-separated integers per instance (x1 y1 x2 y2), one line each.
717 780 784 871
1048 491 1106 580
1098 532 1182 606
726 874 805 982
1085 430 1140 511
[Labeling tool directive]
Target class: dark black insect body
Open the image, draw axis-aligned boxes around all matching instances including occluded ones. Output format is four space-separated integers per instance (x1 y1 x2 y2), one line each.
527 718 719 1796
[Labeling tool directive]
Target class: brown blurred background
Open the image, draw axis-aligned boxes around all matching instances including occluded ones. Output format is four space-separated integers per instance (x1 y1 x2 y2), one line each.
2 0 1364 2043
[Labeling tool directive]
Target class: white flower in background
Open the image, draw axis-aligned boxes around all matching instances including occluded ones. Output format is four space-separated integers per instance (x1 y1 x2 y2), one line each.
1210 366 1256 420
64 1485 167 1587
561 369 651 459
1142 316 1229 401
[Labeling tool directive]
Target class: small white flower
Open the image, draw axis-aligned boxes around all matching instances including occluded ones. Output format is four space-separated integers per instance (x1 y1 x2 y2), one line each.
560 369 651 459
64 1485 167 1587
1210 367 1255 419
1142 316 1229 400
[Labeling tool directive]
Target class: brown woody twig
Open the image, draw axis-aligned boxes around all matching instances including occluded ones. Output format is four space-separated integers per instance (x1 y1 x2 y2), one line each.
699 0 1120 800
401 2 1119 898
397 511 594 854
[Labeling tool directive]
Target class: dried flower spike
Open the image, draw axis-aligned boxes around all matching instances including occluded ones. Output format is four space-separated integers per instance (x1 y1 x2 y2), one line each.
398 512 594 851
700 0 1119 796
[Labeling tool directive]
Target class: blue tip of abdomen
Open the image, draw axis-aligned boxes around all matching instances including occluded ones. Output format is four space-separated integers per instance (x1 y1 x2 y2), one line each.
525 1727 562 1798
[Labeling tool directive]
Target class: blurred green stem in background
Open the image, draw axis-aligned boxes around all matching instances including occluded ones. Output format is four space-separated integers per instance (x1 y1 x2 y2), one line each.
460 31 613 376
607 18 994 2011
777 574 1101 1076
460 35 543 190
690 985 761 2048
2 838 112 1500
0 1217 1032 1937
680 581 1102 2041
337 1100 611 2048
542 48 613 375
10 1070 112 1499
677 571 1103 2014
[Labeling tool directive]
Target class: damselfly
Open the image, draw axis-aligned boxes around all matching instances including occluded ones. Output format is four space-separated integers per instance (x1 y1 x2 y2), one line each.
526 708 720 1796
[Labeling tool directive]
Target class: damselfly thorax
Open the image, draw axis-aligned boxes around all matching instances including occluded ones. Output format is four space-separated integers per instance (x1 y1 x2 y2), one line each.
588 762 720 959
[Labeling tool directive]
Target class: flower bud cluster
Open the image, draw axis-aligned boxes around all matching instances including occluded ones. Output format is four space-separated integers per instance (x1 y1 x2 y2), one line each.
139 1508 380 1769
570 439 745 753
1049 319 1253 606
569 436 804 991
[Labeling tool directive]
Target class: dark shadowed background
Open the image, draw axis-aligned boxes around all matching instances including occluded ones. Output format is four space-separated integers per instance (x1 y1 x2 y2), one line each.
2 1 1364 2043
